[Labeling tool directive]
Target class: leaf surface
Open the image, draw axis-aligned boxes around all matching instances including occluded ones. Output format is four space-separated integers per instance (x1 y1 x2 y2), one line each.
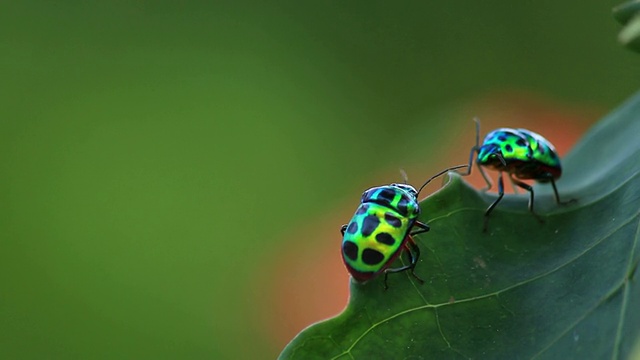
279 91 640 359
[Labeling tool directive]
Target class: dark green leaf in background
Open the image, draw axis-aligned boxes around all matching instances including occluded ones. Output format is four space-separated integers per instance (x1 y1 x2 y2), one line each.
279 91 640 358
614 0 640 52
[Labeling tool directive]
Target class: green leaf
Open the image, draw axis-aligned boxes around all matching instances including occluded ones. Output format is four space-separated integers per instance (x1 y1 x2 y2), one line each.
614 0 640 25
279 90 640 359
618 15 640 53
614 1 640 52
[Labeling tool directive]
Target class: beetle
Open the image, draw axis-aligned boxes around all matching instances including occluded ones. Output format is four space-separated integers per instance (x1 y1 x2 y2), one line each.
340 164 467 289
464 118 574 231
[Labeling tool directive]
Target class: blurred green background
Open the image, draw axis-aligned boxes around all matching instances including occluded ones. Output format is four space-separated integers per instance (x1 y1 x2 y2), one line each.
0 1 637 359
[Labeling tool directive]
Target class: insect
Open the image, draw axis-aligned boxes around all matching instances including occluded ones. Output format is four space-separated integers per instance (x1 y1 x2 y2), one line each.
464 118 574 231
340 164 467 289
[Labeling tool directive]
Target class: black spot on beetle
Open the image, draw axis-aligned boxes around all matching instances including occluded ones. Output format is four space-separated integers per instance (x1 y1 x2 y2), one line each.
356 204 369 215
505 144 513 153
355 204 369 215
346 221 358 234
342 241 359 261
375 232 395 246
362 248 385 265
516 139 526 147
397 198 409 216
378 188 397 202
384 213 402 227
361 215 380 237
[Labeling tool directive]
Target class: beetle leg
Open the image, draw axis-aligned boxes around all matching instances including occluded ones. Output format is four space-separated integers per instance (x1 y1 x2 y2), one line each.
462 118 481 177
463 146 478 176
382 237 424 290
510 176 544 224
509 175 520 195
340 224 347 236
383 260 412 290
405 237 425 284
410 221 430 236
483 171 505 232
550 178 576 205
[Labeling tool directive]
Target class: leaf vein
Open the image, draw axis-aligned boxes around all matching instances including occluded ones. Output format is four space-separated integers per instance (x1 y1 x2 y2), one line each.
530 288 613 359
611 212 640 360
434 209 640 308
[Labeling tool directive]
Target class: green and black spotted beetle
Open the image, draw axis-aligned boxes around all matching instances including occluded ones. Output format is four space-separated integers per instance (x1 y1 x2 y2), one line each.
464 118 574 231
341 165 466 289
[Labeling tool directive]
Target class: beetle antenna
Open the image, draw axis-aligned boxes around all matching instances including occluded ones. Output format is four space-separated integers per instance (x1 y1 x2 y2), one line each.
473 117 481 148
417 164 468 196
399 169 409 184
